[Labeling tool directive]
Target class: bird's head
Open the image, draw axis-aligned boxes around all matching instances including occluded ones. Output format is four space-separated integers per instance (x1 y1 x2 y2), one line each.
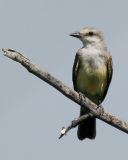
70 27 104 47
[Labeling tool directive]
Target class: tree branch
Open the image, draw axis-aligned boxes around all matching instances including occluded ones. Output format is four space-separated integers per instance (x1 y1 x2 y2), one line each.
2 48 128 136
59 113 93 139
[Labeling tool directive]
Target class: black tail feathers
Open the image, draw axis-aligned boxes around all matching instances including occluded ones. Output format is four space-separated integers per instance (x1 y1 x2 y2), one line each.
77 107 96 140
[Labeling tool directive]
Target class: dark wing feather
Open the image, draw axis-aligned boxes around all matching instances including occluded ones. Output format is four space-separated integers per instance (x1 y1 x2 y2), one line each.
101 53 113 102
72 53 79 91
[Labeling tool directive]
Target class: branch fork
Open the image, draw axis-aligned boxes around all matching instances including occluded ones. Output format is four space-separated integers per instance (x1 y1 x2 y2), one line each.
2 48 128 139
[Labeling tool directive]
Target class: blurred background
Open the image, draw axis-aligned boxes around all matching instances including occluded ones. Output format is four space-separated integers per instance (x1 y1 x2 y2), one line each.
0 0 128 160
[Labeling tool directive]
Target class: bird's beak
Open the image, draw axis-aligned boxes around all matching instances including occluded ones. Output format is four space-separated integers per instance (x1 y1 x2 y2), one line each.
69 32 81 38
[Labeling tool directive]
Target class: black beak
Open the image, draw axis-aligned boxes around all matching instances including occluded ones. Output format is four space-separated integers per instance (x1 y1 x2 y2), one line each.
69 32 81 38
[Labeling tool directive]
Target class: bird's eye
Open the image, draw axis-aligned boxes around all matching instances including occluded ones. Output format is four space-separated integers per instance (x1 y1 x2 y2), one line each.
87 32 94 36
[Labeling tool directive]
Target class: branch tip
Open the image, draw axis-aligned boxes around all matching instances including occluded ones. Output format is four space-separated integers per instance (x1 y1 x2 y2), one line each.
59 127 66 139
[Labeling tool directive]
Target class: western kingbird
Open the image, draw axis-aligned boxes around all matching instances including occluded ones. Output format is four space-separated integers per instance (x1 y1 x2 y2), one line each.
70 27 113 140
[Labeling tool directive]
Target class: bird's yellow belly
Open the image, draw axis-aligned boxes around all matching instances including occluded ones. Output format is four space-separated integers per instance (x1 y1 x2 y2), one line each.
76 64 107 103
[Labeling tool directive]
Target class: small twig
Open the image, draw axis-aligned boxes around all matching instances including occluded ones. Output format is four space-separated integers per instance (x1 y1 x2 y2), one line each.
2 48 128 136
59 113 93 139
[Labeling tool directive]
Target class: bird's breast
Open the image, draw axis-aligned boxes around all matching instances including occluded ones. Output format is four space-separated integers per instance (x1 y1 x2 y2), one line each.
76 56 107 103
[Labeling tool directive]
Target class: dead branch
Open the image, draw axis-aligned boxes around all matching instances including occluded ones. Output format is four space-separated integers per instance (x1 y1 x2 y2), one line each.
2 48 128 137
59 113 93 139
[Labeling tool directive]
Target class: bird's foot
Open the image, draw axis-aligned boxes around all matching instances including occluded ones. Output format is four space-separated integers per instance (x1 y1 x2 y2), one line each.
78 92 86 102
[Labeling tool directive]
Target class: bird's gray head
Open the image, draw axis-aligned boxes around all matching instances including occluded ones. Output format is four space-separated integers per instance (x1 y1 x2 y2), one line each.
70 27 105 47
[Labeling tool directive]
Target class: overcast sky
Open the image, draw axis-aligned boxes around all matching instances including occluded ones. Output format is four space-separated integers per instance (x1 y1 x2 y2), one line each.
0 0 128 160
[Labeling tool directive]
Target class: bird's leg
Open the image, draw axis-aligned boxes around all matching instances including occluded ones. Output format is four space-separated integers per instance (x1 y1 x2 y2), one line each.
78 92 86 104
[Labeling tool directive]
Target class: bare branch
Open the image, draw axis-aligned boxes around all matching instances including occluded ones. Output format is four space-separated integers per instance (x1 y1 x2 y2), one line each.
2 48 128 135
59 113 93 139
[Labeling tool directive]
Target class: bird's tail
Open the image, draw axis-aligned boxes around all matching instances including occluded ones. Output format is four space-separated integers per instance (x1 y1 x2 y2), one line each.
77 106 96 140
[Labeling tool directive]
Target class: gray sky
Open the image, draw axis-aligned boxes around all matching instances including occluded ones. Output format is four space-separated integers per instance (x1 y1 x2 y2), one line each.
0 0 128 160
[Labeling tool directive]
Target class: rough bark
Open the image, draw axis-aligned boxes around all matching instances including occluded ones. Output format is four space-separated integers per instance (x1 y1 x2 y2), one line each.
2 48 128 138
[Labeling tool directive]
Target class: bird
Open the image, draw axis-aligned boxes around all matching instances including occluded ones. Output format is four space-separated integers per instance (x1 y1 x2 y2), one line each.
70 27 113 140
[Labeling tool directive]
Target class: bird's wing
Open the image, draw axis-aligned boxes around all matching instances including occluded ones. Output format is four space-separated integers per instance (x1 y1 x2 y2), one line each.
102 53 113 101
72 53 79 91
